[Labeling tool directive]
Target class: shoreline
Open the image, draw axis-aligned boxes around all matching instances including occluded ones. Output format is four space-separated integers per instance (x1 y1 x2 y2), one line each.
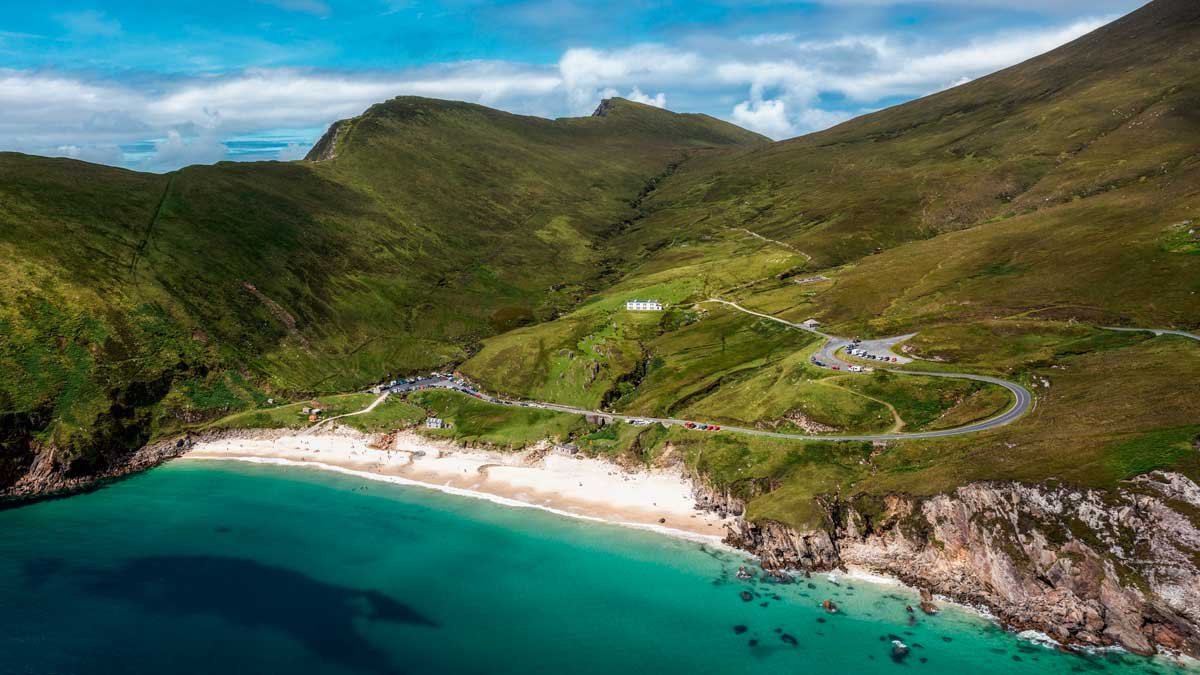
183 428 733 544
180 428 1199 669
184 454 732 546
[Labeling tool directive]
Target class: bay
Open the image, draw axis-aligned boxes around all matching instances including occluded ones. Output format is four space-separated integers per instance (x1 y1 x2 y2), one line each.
0 461 1191 674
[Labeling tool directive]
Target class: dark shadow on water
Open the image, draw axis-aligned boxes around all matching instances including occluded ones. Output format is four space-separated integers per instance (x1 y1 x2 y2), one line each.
73 554 436 674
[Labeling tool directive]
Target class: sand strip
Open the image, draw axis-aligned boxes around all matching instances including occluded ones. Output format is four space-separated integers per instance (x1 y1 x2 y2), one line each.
184 429 733 543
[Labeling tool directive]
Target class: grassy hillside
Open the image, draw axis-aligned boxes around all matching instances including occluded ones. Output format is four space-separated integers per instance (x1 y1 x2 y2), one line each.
0 97 765 488
455 0 1200 529
3 0 1198 532
633 0 1200 331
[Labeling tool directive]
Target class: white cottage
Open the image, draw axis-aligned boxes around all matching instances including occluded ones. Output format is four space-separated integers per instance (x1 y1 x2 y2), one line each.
625 299 663 311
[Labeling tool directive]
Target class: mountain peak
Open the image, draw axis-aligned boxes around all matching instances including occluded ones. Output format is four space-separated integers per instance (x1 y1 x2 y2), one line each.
592 98 619 117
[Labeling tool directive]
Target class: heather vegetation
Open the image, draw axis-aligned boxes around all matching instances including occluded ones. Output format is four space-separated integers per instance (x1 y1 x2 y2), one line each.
3 0 1199 536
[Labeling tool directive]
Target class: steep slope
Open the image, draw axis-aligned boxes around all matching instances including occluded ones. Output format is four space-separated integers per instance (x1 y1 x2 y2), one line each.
443 4 1200 654
0 97 764 493
635 0 1200 329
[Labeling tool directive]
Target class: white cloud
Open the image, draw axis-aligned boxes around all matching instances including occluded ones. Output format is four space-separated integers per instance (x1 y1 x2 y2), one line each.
149 130 227 171
732 97 793 138
559 45 700 112
629 87 666 108
792 107 858 134
825 17 1109 101
51 144 124 165
0 12 1116 166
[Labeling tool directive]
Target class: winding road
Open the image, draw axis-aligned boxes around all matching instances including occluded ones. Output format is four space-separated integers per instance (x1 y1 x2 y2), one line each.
330 306 1200 443
370 299 1035 442
1101 326 1200 342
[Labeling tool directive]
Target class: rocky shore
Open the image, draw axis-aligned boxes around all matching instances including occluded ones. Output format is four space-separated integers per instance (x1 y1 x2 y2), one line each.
0 428 288 504
701 474 1200 658
6 426 1199 661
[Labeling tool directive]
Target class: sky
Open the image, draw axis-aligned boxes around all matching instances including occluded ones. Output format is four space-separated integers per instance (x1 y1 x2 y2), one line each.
0 0 1145 172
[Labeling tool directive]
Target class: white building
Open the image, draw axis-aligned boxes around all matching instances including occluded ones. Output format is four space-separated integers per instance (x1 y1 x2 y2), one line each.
425 417 445 429
802 319 821 328
625 299 663 311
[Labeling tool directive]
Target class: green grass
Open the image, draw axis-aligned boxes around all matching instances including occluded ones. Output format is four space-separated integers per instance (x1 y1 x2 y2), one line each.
831 370 1008 431
339 397 428 433
207 393 378 430
0 98 763 485
405 390 587 448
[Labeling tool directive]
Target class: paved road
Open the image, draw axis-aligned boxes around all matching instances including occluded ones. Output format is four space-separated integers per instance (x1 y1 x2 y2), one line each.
376 299 1036 441
382 372 1031 442
1101 326 1200 342
362 314 1200 443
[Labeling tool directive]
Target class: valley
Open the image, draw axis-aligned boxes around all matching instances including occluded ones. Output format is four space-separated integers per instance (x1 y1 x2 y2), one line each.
1 0 1198 660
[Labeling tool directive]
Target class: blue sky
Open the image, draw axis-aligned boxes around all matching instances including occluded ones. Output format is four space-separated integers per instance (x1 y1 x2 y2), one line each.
0 0 1144 171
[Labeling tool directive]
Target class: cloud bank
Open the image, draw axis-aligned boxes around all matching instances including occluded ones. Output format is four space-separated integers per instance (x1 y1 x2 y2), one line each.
0 15 1109 171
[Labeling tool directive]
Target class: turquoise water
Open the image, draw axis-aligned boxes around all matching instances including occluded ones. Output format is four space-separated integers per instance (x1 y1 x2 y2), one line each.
0 461 1192 675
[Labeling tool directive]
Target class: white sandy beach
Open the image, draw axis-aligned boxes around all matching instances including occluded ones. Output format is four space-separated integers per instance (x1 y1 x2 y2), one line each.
184 428 733 541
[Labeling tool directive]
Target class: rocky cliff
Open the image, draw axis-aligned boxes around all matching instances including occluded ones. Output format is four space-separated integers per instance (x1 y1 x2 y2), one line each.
708 473 1200 657
1 435 195 503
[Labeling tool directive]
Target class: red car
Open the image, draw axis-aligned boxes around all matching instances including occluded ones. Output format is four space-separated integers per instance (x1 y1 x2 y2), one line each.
685 422 696 429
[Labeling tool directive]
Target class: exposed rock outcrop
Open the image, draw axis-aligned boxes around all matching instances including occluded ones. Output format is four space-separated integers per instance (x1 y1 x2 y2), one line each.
2 435 196 503
699 473 1200 657
304 118 348 162
591 99 618 117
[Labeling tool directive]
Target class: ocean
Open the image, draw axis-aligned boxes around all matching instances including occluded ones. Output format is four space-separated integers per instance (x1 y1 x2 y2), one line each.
0 460 1191 674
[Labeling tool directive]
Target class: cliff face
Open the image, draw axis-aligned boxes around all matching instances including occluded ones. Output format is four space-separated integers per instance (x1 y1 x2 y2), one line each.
1 435 196 502
712 473 1200 657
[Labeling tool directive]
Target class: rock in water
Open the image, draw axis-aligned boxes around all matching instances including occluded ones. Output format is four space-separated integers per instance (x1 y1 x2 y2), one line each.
891 640 910 663
740 590 753 602
822 599 839 614
919 589 939 615
781 633 798 646
733 625 748 635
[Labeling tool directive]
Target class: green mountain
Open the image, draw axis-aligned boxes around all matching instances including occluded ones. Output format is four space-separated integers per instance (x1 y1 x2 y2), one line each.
0 97 764 487
637 0 1200 331
1 0 1196 539
461 0 1199 506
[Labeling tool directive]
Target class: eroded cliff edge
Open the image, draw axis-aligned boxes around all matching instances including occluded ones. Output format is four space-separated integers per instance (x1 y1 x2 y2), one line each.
698 473 1200 657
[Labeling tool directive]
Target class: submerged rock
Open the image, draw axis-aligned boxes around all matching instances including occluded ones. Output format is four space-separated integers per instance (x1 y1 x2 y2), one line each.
739 591 753 602
890 640 910 663
781 633 798 646
822 599 839 614
733 625 748 635
918 589 939 615
716 475 1200 656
